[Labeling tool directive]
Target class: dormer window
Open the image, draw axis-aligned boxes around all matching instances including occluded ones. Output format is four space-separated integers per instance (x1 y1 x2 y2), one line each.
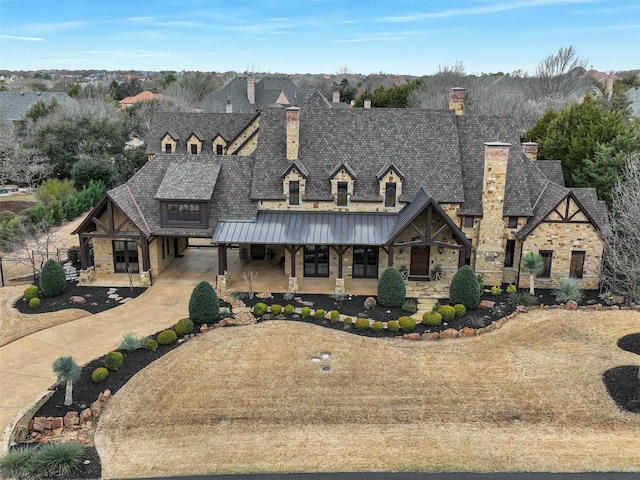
289 181 300 206
212 134 228 156
190 144 197 154
337 182 348 207
329 162 356 208
216 144 223 155
186 132 203 154
385 182 397 207
165 144 172 154
161 132 178 154
282 160 308 207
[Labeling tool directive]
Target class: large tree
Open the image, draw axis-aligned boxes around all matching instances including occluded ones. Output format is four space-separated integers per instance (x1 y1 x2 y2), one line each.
601 155 640 305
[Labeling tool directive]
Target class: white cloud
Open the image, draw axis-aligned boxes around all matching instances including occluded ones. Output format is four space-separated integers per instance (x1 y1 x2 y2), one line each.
0 34 44 42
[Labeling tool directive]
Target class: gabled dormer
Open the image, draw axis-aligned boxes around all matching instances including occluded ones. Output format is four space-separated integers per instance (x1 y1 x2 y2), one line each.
161 131 179 154
329 162 356 207
186 132 204 154
281 161 308 206
376 163 405 208
212 133 227 155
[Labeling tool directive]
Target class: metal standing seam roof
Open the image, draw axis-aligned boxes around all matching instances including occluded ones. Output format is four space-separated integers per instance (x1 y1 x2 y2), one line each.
212 211 398 245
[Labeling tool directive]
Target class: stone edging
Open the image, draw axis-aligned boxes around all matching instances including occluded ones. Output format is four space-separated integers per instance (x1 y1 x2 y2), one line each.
1 390 53 452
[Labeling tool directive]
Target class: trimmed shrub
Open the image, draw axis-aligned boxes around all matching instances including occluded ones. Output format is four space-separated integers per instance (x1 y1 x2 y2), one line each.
372 321 384 332
39 259 66 298
437 305 456 322
401 299 418 314
343 317 353 326
355 318 370 331
422 311 443 326
301 306 311 318
29 297 41 309
363 296 377 309
506 284 517 294
453 304 466 318
449 265 481 309
314 308 326 319
377 266 406 307
491 285 503 296
253 302 268 316
175 318 194 336
330 310 341 323
157 329 178 345
103 351 124 371
270 304 282 316
387 320 400 332
188 281 219 324
398 316 416 332
91 367 109 383
144 338 158 351
23 285 39 302
554 276 584 303
118 332 143 351
283 304 295 315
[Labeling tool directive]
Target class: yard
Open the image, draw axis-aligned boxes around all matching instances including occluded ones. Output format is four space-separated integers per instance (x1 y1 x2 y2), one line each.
94 308 640 478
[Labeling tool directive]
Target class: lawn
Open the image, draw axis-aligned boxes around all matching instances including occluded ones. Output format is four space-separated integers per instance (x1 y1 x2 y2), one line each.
94 308 640 478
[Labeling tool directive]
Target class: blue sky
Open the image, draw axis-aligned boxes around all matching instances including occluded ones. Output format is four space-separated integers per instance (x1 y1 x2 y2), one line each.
0 0 638 75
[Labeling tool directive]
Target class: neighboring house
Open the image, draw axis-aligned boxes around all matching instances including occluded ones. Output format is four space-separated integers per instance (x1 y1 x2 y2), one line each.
73 88 607 294
198 75 346 113
0 91 77 125
119 90 165 109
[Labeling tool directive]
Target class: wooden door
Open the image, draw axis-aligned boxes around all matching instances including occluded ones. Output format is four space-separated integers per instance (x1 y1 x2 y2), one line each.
250 244 266 260
410 245 430 276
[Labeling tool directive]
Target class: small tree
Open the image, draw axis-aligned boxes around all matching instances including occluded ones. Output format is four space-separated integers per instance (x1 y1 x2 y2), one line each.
521 252 544 295
40 258 67 297
52 356 81 406
377 266 406 307
188 281 219 324
449 265 481 309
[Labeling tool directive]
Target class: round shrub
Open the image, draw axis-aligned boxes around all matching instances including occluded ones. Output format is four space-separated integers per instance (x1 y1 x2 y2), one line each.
387 320 400 332
330 310 341 323
29 297 41 309
23 285 39 302
175 318 194 337
157 329 178 345
91 367 109 383
39 259 67 298
491 285 503 296
314 309 326 319
371 321 384 332
398 316 416 332
188 281 219 324
283 304 295 315
453 304 467 318
422 311 443 326
253 302 268 316
343 317 353 326
270 304 282 316
144 338 158 351
301 306 311 318
103 351 124 371
437 305 456 322
506 284 517 294
449 265 481 309
377 267 406 307
355 318 370 331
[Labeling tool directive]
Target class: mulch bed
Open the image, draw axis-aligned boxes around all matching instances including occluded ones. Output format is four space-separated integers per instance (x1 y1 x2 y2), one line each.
603 333 640 414
13 283 148 315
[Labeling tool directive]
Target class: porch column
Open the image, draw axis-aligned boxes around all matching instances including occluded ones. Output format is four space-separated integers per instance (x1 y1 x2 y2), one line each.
387 245 394 267
140 237 151 271
217 244 227 275
79 235 90 269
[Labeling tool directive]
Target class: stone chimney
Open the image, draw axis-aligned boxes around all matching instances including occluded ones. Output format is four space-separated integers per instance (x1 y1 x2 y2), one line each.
286 106 300 161
332 91 340 103
364 99 372 109
449 87 466 115
521 142 538 161
225 100 233 114
475 142 511 286
247 76 255 104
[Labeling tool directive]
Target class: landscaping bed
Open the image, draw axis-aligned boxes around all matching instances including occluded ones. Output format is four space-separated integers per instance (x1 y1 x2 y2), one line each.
603 333 640 414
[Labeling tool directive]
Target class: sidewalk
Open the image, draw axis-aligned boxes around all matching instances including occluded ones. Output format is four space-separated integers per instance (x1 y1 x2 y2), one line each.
0 283 194 446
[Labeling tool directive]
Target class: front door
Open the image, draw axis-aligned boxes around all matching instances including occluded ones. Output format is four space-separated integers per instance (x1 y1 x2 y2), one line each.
410 245 430 276
113 240 140 273
304 245 329 277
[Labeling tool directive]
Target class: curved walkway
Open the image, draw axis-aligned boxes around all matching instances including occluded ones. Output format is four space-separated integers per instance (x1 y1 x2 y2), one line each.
0 282 195 446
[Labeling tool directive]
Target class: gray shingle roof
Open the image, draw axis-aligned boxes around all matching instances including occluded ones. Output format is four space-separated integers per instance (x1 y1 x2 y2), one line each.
155 160 221 200
0 91 77 123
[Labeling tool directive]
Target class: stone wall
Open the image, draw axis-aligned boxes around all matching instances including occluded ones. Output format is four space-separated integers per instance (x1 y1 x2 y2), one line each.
91 206 142 275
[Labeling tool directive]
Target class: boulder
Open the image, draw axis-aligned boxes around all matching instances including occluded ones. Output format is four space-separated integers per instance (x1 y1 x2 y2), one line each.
478 300 495 309
200 324 209 333
421 332 440 341
565 300 578 310
70 295 86 305
32 417 46 433
51 417 64 430
79 408 93 424
403 332 421 341
459 327 476 337
63 411 79 428
439 328 459 339
90 401 103 418
516 305 528 313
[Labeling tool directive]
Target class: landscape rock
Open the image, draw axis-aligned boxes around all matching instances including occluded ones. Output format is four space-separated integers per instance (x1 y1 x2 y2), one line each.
516 305 528 313
63 411 79 427
459 327 476 337
79 408 93 424
403 332 421 341
70 295 86 305
439 328 459 339
32 417 46 433
565 300 578 310
102 389 112 399
51 417 64 430
478 300 495 309
200 324 209 333
255 292 273 299
421 332 439 341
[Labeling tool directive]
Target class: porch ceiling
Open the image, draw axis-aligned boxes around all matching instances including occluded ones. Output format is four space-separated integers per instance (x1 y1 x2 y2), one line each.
212 211 398 245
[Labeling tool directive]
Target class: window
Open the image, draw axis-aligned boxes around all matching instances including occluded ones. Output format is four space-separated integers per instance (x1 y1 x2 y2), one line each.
113 240 139 274
164 143 172 154
304 245 329 277
190 144 197 154
508 216 518 229
167 203 201 222
539 250 553 278
216 144 223 155
504 239 516 267
463 217 474 229
353 246 378 278
289 181 300 206
570 251 585 279
385 182 397 207
337 182 348 206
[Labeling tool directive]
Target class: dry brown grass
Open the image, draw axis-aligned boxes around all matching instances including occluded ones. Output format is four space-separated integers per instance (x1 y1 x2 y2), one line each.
95 309 640 478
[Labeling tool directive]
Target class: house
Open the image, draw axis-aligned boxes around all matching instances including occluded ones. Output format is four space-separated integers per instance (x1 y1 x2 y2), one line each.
73 88 607 294
0 91 77 125
119 90 165 109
